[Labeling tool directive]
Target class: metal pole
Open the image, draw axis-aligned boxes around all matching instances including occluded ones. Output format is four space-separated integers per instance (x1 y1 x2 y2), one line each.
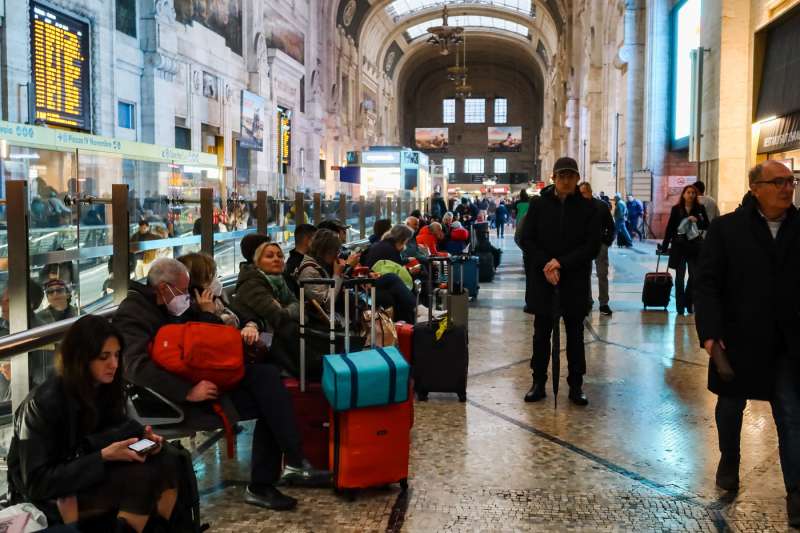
338 194 347 226
6 180 30 411
294 191 305 226
313 192 322 224
374 196 382 223
395 197 402 224
111 184 130 304
359 196 366 238
257 191 268 234
200 188 214 255
694 47 706 183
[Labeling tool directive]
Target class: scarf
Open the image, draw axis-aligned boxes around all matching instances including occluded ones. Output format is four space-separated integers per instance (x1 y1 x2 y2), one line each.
261 271 294 305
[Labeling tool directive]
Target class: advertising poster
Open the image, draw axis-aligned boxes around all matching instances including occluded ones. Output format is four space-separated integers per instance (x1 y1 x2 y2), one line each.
175 0 242 56
240 90 265 151
488 127 522 152
415 128 449 152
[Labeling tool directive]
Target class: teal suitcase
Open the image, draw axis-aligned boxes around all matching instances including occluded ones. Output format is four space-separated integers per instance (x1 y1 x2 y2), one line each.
321 282 410 411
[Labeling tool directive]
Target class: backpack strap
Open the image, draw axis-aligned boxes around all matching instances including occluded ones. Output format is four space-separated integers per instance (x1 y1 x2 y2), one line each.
211 402 236 459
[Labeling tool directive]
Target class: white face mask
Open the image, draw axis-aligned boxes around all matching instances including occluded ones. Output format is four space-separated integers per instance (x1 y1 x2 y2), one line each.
165 286 191 316
209 278 223 298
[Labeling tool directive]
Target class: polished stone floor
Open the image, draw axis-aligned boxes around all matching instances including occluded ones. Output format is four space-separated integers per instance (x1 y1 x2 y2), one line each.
193 235 792 532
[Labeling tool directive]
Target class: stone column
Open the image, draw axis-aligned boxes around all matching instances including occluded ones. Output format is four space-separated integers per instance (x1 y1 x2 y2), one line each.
140 0 179 147
622 0 645 194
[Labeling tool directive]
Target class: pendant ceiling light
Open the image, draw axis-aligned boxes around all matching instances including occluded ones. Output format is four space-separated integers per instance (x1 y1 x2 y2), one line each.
426 6 464 56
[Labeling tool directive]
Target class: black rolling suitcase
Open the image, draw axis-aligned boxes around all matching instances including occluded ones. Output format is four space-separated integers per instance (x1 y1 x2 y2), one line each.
642 252 673 309
413 256 469 402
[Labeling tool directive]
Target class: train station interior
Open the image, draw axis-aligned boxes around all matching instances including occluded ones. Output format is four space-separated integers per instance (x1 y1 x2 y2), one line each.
1 0 800 530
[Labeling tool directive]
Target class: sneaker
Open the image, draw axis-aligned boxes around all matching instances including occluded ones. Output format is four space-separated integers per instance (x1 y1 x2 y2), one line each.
278 461 332 488
599 305 613 316
245 485 297 511
787 491 800 528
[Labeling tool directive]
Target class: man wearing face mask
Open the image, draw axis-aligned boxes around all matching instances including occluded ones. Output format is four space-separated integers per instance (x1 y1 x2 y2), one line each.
116 258 329 511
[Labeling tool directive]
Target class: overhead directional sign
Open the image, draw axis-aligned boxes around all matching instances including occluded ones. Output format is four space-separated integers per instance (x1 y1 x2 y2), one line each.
30 2 91 130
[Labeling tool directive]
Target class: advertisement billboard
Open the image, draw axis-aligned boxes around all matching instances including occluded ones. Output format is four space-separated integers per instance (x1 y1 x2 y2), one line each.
488 127 522 152
415 128 449 152
240 90 265 151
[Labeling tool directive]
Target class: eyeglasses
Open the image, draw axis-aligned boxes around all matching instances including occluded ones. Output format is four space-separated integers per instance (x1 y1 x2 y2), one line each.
45 287 67 295
753 177 800 189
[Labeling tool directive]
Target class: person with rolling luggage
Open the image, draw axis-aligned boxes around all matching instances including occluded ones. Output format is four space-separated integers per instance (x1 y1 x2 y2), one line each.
579 182 615 316
520 157 601 406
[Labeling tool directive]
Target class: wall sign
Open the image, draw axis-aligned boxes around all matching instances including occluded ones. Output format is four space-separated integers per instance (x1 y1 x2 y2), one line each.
757 112 800 154
278 106 291 173
30 2 91 130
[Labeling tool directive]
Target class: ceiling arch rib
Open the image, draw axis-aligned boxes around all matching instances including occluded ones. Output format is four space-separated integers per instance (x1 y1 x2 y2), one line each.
387 0 534 19
405 15 530 39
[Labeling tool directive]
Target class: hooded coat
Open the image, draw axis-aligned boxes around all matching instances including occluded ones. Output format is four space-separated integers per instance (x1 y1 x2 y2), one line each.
694 199 800 399
520 185 601 317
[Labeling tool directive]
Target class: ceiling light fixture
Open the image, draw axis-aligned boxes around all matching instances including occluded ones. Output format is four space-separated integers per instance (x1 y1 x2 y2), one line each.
425 6 463 56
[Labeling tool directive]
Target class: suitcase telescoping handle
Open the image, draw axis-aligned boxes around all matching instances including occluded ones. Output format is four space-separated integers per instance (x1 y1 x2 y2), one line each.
298 278 336 392
450 254 467 296
426 256 451 323
342 277 377 353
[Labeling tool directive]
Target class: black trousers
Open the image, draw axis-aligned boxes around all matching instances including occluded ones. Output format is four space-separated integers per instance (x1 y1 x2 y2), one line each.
373 273 416 323
531 314 586 389
522 253 532 308
228 364 304 486
674 255 697 312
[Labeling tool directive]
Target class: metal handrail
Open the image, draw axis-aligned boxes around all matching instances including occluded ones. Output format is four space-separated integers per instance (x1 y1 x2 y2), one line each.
0 239 370 359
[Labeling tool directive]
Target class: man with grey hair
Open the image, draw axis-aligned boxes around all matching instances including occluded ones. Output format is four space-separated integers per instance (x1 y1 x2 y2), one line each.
695 160 800 526
405 216 420 234
116 258 329 512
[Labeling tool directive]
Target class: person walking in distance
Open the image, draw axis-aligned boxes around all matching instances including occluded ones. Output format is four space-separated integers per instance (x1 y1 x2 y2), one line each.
580 183 615 316
694 161 800 527
613 193 633 247
521 158 601 406
626 194 644 241
694 180 720 223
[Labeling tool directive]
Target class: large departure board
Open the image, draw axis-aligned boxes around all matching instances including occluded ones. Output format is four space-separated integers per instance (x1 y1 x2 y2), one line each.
30 2 91 130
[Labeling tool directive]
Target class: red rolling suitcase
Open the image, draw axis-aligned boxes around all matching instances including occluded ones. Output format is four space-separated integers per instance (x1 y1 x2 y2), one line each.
642 252 673 310
330 282 412 498
282 281 338 470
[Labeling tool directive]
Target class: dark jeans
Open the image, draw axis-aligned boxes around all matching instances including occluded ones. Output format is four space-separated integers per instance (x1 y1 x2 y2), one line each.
496 222 505 238
628 215 643 240
615 219 633 247
228 364 304 486
531 314 586 389
522 253 532 308
715 356 800 493
373 273 416 323
674 255 697 312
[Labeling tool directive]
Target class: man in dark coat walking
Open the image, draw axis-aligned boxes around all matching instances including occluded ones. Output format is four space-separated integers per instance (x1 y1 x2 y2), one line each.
695 160 800 527
520 157 601 405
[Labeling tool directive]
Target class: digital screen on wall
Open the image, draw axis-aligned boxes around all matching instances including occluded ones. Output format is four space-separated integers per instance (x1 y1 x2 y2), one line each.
30 2 91 130
671 0 701 148
277 107 291 173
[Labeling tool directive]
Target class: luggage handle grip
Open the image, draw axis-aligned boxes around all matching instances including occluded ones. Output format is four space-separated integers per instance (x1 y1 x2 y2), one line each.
343 285 377 353
341 276 374 288
299 278 336 287
299 283 337 392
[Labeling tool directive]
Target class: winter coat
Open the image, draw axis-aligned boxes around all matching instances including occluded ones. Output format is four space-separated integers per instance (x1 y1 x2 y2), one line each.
232 264 299 331
695 200 800 400
7 376 143 523
520 186 601 318
114 282 239 430
362 239 404 268
416 225 440 255
495 204 509 224
594 199 616 247
661 203 709 268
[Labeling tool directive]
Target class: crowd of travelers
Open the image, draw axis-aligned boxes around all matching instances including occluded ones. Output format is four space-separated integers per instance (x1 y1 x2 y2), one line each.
2 156 799 530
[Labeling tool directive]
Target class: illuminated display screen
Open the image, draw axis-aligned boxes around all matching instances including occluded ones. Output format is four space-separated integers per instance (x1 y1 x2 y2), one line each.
30 2 91 130
278 107 291 173
671 0 701 145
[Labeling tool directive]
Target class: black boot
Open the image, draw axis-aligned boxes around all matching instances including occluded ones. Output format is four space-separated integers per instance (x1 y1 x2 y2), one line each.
568 389 589 406
788 491 800 528
715 456 740 492
244 484 298 511
524 381 546 402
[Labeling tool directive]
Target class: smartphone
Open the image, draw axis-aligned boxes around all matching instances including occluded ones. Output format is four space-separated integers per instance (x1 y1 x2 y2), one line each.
128 438 158 455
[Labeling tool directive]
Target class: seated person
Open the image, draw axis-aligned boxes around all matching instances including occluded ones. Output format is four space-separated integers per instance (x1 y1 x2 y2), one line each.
368 218 392 245
317 219 349 243
114 258 327 512
239 233 271 272
294 229 361 305
36 279 78 324
361 224 413 269
285 223 317 295
231 243 317 379
416 222 444 256
444 221 470 255
7 315 179 532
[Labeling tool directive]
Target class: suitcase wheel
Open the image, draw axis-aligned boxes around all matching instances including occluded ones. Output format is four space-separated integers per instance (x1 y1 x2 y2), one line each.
416 390 429 402
458 392 467 403
335 488 358 502
399 478 409 492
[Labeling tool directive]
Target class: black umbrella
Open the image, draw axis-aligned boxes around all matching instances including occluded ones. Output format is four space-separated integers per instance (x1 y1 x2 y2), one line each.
551 285 561 409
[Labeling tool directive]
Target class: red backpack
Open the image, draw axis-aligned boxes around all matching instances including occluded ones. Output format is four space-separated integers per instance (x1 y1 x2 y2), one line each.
150 322 245 457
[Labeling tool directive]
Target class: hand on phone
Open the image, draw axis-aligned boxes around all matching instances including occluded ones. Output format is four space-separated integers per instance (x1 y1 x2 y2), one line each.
128 438 158 455
142 425 164 455
101 438 146 463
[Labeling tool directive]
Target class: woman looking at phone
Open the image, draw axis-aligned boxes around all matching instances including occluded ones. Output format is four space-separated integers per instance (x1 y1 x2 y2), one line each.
7 315 179 532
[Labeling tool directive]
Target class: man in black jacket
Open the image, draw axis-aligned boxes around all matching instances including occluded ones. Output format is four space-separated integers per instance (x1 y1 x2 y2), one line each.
579 182 616 316
521 158 601 405
695 161 800 526
115 258 328 512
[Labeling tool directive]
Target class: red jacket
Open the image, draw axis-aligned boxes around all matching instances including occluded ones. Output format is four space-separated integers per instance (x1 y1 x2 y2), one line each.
416 225 439 255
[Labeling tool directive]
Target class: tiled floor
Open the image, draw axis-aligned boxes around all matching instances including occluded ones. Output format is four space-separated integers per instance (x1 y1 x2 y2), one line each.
195 235 793 532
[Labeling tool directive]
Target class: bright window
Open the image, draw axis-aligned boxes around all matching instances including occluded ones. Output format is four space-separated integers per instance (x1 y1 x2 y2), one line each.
118 101 135 129
464 98 485 123
493 158 507 173
442 158 456 175
388 1 532 19
494 98 507 124
464 158 484 173
671 0 701 146
443 99 456 123
406 15 529 39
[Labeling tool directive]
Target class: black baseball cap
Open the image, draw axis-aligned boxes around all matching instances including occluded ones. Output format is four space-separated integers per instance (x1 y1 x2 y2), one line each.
553 157 580 175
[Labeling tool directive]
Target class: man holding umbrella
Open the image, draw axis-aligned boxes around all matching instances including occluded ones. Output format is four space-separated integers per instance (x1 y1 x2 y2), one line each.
521 157 601 406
